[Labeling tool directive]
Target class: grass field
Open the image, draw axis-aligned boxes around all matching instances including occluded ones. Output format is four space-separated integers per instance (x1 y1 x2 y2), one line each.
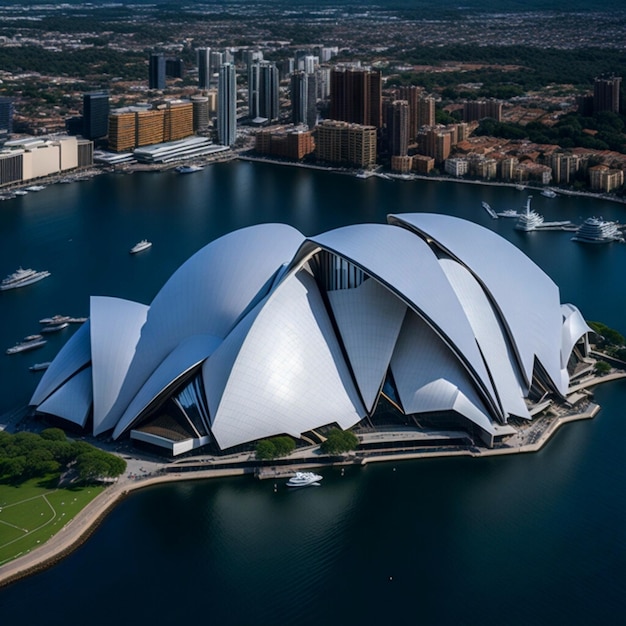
0 476 104 566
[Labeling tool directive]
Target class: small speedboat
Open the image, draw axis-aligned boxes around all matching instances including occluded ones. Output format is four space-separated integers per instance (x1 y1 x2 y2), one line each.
286 472 323 488
130 239 152 254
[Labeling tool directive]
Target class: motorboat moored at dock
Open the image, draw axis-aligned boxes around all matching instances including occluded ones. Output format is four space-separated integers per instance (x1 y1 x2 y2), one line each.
286 472 323 488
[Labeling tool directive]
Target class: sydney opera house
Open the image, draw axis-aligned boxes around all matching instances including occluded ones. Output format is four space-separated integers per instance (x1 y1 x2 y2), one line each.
30 214 591 456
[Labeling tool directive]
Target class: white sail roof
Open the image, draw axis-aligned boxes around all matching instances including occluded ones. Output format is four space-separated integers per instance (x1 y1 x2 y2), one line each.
37 367 93 428
561 303 592 369
391 310 495 432
310 223 501 417
104 224 305 434
113 333 222 438
204 269 365 450
328 277 406 412
30 320 92 407
90 296 149 436
389 213 565 395
439 258 530 420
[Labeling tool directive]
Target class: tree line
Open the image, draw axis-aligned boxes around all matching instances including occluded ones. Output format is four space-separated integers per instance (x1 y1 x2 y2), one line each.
0 428 126 485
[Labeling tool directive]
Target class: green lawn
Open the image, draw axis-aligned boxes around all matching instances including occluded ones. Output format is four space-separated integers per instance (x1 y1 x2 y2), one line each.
0 476 104 566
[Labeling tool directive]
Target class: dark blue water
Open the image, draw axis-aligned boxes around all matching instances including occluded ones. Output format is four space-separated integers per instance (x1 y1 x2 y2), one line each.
0 163 625 625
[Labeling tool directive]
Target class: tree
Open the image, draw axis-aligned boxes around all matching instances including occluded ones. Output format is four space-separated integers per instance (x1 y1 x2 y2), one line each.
594 360 611 375
255 436 295 460
320 429 359 455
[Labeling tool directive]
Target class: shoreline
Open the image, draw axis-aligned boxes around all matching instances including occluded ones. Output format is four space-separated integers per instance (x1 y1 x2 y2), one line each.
0 398 605 589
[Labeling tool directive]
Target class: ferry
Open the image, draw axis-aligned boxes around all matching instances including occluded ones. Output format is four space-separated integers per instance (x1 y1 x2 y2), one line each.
130 240 152 254
1 267 51 291
286 472 323 488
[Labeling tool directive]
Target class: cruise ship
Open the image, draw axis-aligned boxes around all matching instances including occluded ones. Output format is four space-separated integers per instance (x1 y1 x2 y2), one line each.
571 217 624 244
130 240 152 254
515 197 544 232
0 267 51 291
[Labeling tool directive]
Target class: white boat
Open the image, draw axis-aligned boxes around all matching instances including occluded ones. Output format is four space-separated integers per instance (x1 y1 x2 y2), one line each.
41 321 70 333
482 201 498 219
6 336 47 354
175 165 203 174
25 185 46 192
515 184 526 191
13 190 28 196
286 472 323 488
1 267 51 291
496 209 520 218
29 362 51 371
355 170 374 179
571 217 624 244
541 189 557 198
130 240 152 254
39 314 71 325
515 197 544 231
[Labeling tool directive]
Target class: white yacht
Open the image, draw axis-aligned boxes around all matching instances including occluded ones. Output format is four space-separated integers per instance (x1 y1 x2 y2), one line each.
25 185 46 192
482 201 498 219
286 472 323 488
29 362 51 372
175 165 203 174
41 321 70 333
571 217 623 244
515 197 544 231
6 336 47 354
496 209 520 218
541 189 557 198
130 240 152 254
1 267 51 291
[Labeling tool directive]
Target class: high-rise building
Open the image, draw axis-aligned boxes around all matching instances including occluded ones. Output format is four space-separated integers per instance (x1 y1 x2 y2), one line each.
0 97 14 143
210 51 224 85
249 61 279 121
218 62 237 147
82 91 109 141
149 53 166 90
386 100 409 157
329 66 382 128
165 58 184 79
191 95 210 131
291 71 308 126
197 48 211 89
593 75 621 114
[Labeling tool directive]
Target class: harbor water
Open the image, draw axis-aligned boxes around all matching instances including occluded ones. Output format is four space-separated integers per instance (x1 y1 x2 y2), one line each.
0 162 624 625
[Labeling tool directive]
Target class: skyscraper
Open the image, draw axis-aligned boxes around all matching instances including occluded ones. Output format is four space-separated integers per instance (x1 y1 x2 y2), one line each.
218 62 237 147
197 48 211 90
329 67 382 128
386 100 409 157
248 61 279 121
291 71 308 126
0 97 14 142
82 91 109 141
593 75 621 114
148 53 166 90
